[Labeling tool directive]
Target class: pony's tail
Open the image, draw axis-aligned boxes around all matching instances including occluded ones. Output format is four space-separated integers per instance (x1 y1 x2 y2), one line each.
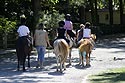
59 40 69 62
79 43 86 52
60 41 69 55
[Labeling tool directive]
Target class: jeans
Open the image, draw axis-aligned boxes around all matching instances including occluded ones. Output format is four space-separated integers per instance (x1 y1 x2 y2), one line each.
36 46 46 62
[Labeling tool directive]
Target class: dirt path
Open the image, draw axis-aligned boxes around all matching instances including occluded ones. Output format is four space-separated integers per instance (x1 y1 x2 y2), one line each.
0 34 125 83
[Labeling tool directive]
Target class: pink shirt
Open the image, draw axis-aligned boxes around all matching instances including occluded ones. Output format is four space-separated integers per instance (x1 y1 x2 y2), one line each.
64 21 73 30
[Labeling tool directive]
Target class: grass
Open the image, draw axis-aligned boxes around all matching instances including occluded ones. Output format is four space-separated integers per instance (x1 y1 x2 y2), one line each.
87 68 125 83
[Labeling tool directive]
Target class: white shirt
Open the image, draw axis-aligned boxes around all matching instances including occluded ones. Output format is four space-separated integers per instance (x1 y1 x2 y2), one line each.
17 25 30 37
83 28 91 38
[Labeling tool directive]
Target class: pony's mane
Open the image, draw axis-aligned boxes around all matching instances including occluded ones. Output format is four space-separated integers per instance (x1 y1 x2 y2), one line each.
91 34 96 41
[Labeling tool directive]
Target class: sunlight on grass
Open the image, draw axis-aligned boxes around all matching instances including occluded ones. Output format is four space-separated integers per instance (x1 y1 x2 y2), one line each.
87 68 125 83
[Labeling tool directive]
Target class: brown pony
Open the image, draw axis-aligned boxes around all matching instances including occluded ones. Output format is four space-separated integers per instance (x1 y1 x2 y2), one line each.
16 36 32 71
78 34 96 67
53 39 69 73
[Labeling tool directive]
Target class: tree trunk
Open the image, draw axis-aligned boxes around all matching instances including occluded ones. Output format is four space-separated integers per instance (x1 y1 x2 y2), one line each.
90 0 95 25
109 0 113 25
31 0 41 35
119 0 123 25
66 0 70 14
94 0 98 25
79 6 85 23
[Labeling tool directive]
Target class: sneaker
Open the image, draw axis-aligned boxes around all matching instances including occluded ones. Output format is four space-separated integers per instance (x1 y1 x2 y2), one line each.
36 64 39 68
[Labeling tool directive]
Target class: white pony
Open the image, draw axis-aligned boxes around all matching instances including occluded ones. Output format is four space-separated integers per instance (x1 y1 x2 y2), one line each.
66 35 74 65
53 39 69 73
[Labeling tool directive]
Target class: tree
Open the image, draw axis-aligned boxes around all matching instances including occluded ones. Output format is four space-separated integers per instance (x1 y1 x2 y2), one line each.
31 0 41 34
94 0 98 25
109 0 113 25
119 0 123 24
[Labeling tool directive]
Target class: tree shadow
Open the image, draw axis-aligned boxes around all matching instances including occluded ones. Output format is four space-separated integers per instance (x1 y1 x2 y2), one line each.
89 71 125 82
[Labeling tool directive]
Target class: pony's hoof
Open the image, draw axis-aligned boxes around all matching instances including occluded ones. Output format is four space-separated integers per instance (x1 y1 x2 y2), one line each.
36 65 39 68
60 71 63 73
69 63 71 65
17 68 19 71
86 64 91 67
82 64 84 67
28 65 30 68
64 68 66 71
23 69 26 72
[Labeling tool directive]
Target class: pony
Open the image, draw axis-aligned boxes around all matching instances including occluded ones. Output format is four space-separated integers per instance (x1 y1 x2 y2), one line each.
53 39 69 73
16 36 32 71
78 34 96 67
66 34 74 65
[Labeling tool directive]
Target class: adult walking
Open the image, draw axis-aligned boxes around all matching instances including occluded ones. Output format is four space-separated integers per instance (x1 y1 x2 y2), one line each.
34 23 51 69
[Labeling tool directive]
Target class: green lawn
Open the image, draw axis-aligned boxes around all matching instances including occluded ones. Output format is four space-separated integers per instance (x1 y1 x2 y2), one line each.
87 68 125 83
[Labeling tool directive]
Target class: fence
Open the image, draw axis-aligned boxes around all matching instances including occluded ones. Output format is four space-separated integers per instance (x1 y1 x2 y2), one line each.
0 31 17 49
0 24 125 49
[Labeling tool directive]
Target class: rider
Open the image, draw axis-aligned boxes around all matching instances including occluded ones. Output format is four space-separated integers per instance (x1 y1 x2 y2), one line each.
77 24 85 42
55 20 70 45
83 22 95 49
76 24 85 47
64 14 76 41
17 14 31 48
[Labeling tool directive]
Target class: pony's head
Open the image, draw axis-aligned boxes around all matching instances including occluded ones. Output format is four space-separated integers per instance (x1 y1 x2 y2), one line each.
91 34 96 41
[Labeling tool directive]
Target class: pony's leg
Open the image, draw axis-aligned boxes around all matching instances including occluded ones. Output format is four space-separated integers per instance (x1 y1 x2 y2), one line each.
17 58 20 71
60 63 63 73
56 56 59 72
23 56 26 72
69 48 72 65
86 53 90 66
58 56 63 73
63 62 66 70
88 52 91 65
81 54 84 67
17 51 20 71
79 52 82 65
27 53 30 68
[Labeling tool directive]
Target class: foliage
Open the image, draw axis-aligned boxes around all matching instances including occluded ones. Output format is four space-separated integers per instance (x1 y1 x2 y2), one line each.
39 10 65 29
0 17 16 33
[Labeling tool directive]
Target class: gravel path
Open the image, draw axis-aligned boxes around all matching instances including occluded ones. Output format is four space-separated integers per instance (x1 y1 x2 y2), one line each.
0 34 125 83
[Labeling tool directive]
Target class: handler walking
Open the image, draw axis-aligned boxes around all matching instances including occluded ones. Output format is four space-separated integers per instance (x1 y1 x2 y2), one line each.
34 23 51 69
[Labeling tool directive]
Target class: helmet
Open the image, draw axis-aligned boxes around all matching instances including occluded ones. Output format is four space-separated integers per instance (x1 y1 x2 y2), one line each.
66 14 71 17
65 14 71 20
20 14 26 19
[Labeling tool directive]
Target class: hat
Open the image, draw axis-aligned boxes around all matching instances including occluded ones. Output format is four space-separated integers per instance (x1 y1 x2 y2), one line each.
66 14 71 17
20 14 26 19
80 24 85 27
85 22 91 25
58 21 65 27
